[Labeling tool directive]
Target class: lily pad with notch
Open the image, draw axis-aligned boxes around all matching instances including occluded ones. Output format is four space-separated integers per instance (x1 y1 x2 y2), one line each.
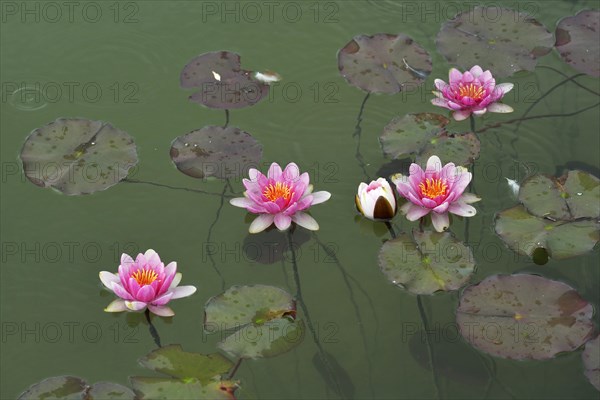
378 229 476 295
20 118 138 195
204 285 305 359
436 6 554 77
379 113 480 166
18 376 135 400
555 10 600 77
130 378 237 400
456 274 595 360
170 126 263 180
337 33 432 93
180 51 269 109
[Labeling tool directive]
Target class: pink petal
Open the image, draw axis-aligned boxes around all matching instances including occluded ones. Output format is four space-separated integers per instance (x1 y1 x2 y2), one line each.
99 271 119 291
230 197 255 208
449 68 462 83
147 305 175 317
125 301 147 311
311 191 331 205
144 249 161 268
249 214 275 233
169 273 182 290
453 110 472 121
402 203 431 221
469 65 483 77
431 98 450 109
462 71 474 82
120 253 134 268
487 103 514 113
448 201 477 217
267 163 282 180
170 285 197 299
283 162 300 181
461 193 481 204
136 285 156 303
111 282 134 300
426 156 443 173
472 108 487 115
248 168 261 182
495 82 514 95
128 277 140 296
421 198 438 208
434 79 448 91
447 101 464 110
274 214 293 230
431 212 450 232
480 70 493 83
292 212 320 230
433 202 450 213
104 299 127 312
152 292 174 306
158 262 177 294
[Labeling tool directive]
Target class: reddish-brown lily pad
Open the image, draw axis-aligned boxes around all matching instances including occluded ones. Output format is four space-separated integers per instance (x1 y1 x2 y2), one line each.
457 274 595 360
180 51 269 109
170 126 263 180
436 6 554 77
338 33 432 93
555 10 600 77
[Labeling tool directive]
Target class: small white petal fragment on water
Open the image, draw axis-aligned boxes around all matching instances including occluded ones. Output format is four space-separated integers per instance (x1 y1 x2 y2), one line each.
505 177 520 198
212 71 221 81
254 70 282 84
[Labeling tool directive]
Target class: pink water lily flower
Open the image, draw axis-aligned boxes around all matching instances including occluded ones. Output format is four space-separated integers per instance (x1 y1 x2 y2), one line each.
431 65 514 121
230 162 331 233
99 249 196 317
392 156 480 232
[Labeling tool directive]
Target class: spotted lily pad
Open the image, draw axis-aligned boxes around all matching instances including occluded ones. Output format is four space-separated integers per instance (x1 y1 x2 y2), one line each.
456 274 594 360
18 376 135 400
518 171 600 220
130 377 237 400
20 118 138 195
582 335 600 391
555 10 600 77
204 285 304 359
378 229 475 295
138 345 233 383
436 6 554 77
379 113 479 166
170 126 263 180
494 205 599 263
337 33 432 93
180 51 269 109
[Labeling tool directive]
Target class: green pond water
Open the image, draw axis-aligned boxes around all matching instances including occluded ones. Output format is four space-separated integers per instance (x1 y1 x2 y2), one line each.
1 0 599 399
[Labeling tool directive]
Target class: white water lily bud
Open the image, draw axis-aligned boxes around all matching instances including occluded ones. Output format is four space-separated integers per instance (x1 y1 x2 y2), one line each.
355 178 397 221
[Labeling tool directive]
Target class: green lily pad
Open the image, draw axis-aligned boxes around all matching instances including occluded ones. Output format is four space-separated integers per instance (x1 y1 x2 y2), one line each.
180 51 269 109
494 205 599 263
379 113 479 166
130 377 236 400
86 382 136 399
582 334 600 391
170 126 263 180
555 10 600 77
18 377 135 400
20 118 138 195
18 376 87 400
337 33 432 93
204 285 303 359
436 6 554 77
416 132 480 167
219 318 305 359
456 274 594 360
518 171 600 220
378 229 476 295
139 345 233 384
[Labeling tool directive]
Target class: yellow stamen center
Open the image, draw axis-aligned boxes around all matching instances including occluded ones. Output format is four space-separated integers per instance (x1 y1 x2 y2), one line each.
419 178 448 199
458 83 485 101
131 268 158 286
263 182 292 202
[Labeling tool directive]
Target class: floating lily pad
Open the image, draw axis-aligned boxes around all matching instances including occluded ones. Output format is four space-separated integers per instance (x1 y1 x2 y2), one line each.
20 118 138 195
139 345 233 384
86 382 136 399
18 376 135 400
180 51 269 109
337 33 432 93
436 6 554 77
378 229 475 295
416 132 480 167
219 317 305 359
170 126 263 180
555 10 600 77
130 377 236 400
518 171 600 220
456 274 594 360
494 205 599 263
582 334 600 391
379 113 479 166
204 285 303 359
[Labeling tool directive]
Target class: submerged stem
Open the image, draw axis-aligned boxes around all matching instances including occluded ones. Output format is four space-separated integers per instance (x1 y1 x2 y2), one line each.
205 181 229 291
416 295 441 399
123 178 233 198
227 358 243 380
144 309 162 348
354 92 371 181
385 221 397 239
224 109 230 128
